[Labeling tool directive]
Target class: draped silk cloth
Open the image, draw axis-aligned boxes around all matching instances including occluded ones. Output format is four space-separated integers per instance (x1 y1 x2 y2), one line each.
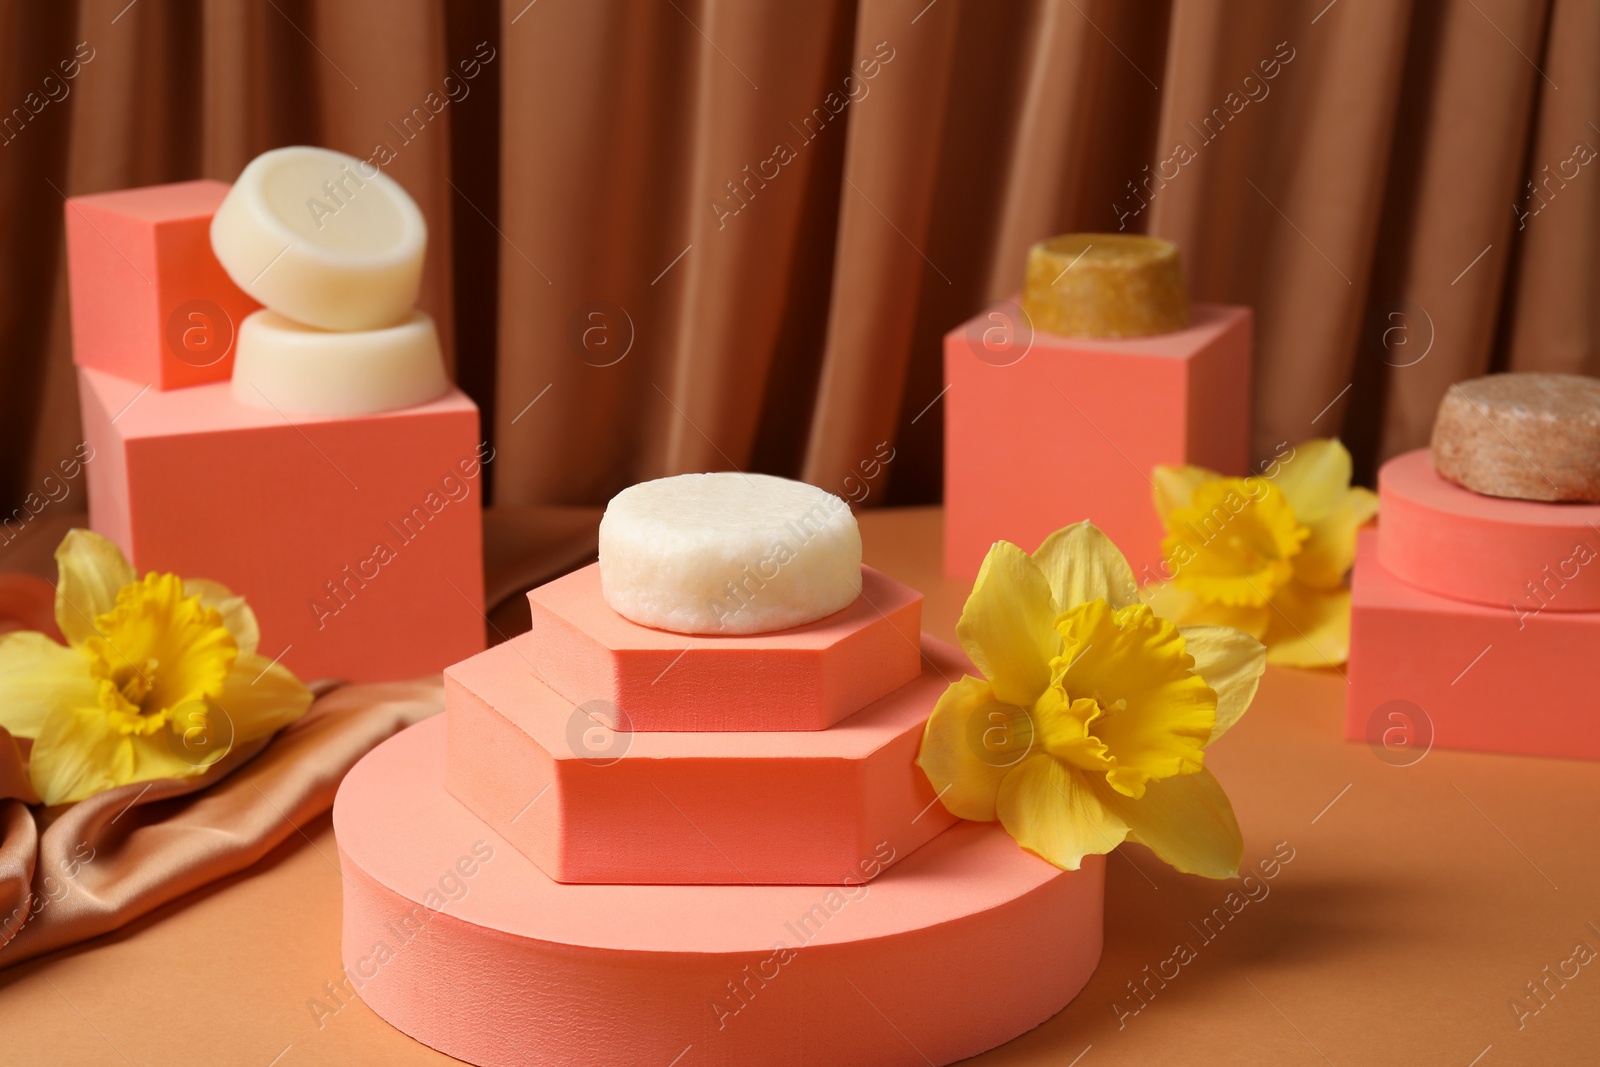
0 679 442 971
3 0 1597 518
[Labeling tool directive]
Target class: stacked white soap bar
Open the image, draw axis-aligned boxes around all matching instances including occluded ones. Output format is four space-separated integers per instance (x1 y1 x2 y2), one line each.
212 146 448 416
599 472 863 634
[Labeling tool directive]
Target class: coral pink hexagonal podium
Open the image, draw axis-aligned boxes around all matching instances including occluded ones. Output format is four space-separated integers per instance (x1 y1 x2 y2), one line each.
524 563 923 731
335 567 1106 1065
444 632 958 885
944 301 1251 580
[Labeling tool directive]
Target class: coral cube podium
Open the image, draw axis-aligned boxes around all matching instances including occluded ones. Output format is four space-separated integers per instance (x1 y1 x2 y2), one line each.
1347 452 1600 761
66 180 260 390
945 301 1251 579
78 366 486 684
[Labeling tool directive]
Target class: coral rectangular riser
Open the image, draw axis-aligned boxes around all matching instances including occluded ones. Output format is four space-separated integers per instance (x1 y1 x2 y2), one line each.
1347 530 1600 760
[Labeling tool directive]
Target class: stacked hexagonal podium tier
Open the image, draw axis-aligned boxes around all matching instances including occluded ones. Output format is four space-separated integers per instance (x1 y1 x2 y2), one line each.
334 564 1105 1066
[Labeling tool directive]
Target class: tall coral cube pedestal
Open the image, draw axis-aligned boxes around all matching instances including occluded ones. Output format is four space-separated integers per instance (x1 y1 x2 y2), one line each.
78 366 486 684
944 302 1251 579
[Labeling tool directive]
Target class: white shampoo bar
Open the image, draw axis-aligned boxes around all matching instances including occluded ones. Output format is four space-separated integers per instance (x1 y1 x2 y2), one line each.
211 146 426 330
230 309 450 417
599 473 863 635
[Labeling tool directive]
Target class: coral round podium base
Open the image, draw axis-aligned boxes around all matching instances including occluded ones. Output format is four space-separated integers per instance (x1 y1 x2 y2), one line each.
1378 448 1600 611
334 717 1104 1066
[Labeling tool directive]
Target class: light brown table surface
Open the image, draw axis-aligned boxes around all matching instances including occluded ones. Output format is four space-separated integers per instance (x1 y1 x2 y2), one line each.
3 506 1596 1066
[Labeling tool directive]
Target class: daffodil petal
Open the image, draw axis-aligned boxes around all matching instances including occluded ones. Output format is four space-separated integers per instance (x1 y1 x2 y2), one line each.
1096 767 1243 878
1152 465 1217 524
54 529 137 648
1295 486 1379 590
1058 602 1215 797
31 702 229 804
184 579 260 658
1179 625 1265 745
1269 438 1352 524
1034 691 1114 777
214 653 314 743
131 731 215 782
0 632 96 739
956 542 1059 707
1264 580 1352 667
916 675 1033 821
30 704 135 805
996 754 1129 871
1142 581 1271 641
1164 479 1306 607
1032 521 1139 612
85 573 238 715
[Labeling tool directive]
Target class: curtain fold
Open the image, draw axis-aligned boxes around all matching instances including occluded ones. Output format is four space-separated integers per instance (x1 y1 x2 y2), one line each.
1 0 1594 525
1151 0 1416 458
1373 0 1550 464
498 0 696 503
660 0 848 478
802 0 959 493
314 0 457 369
1504 0 1600 377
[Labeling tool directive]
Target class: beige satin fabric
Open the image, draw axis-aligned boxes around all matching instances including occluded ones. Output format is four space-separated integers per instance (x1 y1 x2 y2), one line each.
0 678 442 971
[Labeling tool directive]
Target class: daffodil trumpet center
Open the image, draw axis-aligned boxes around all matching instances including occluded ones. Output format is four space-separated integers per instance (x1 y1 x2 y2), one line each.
81 572 238 738
1025 599 1217 800
1162 477 1309 607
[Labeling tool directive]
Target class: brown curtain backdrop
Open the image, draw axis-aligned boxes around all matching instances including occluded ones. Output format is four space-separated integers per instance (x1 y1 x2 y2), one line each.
2 0 1596 521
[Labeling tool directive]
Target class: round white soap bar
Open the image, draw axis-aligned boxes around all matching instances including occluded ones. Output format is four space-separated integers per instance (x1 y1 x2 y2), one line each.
598 473 863 635
230 309 450 416
211 145 426 330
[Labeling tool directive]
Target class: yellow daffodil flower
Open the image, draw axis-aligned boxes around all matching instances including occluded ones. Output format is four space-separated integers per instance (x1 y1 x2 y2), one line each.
917 522 1265 877
0 530 311 805
1145 438 1379 668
